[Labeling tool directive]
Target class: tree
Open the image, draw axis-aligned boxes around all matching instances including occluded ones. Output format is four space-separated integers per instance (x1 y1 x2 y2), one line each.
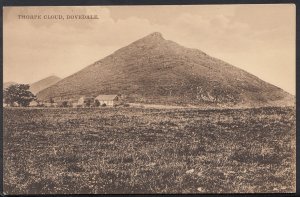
61 101 68 107
4 84 36 107
49 97 54 104
84 99 92 107
49 97 55 107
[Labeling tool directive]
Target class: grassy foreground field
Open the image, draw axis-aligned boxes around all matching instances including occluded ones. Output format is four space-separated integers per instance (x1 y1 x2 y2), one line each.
3 107 295 194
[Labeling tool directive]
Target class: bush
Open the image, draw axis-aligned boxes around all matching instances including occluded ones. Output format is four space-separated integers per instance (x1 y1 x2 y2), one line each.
62 101 69 107
102 103 107 107
58 101 69 108
94 100 100 107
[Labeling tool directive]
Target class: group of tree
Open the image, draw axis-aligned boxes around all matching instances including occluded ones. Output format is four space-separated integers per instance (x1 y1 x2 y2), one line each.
3 84 36 107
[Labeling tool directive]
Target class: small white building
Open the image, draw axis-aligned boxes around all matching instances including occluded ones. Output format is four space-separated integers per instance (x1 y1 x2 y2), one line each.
12 102 19 107
29 100 39 107
94 95 120 107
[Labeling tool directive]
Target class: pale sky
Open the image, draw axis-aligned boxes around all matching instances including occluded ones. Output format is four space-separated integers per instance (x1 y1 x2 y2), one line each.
3 4 296 94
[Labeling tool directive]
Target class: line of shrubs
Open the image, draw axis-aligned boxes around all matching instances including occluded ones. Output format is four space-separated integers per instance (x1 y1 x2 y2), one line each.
35 102 131 108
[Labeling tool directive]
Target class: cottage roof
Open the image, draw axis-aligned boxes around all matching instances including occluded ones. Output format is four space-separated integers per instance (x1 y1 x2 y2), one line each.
95 95 118 101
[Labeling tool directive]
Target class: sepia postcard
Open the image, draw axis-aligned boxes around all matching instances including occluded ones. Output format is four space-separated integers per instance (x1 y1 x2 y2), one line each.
3 4 296 194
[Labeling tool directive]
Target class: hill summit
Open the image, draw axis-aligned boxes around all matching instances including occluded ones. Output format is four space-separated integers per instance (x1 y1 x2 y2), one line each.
30 75 61 94
37 32 294 107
